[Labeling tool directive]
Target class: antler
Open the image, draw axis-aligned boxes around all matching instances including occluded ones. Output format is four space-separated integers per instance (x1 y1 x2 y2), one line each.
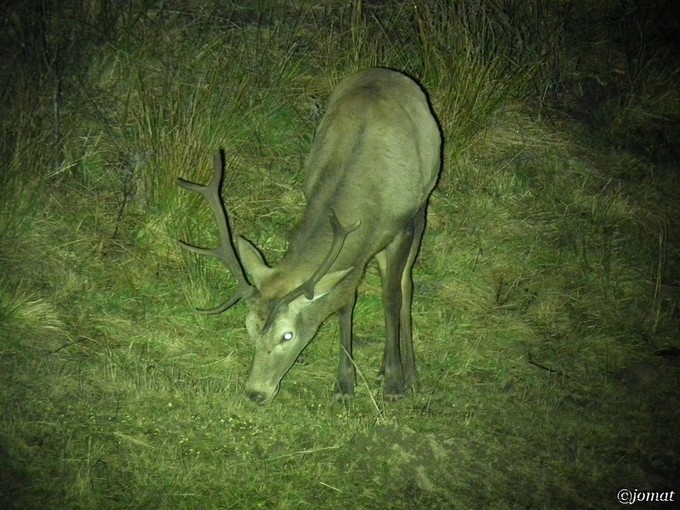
262 210 360 331
177 150 255 314
296 210 361 301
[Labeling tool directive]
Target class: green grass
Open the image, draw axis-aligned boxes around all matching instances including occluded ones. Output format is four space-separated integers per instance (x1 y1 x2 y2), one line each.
1 1 678 508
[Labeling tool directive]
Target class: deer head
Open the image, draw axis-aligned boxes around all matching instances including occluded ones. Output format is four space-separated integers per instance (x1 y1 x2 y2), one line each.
178 150 359 403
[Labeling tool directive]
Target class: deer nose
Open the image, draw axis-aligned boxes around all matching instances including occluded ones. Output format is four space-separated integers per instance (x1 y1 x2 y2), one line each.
247 391 268 404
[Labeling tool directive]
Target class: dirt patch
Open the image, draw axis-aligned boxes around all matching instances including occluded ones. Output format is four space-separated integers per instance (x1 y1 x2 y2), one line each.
345 424 457 506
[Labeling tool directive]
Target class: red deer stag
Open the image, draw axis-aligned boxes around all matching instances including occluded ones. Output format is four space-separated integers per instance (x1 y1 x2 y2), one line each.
178 68 441 404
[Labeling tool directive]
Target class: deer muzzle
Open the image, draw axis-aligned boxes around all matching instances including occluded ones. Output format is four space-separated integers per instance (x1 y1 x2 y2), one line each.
245 381 279 405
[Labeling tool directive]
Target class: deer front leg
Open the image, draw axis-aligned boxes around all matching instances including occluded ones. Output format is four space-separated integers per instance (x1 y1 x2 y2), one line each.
335 298 356 397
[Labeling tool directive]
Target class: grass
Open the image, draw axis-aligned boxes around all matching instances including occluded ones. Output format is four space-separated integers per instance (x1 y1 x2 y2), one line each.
1 1 679 508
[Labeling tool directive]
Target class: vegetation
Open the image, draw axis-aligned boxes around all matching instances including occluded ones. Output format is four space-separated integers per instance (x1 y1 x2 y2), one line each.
1 1 678 508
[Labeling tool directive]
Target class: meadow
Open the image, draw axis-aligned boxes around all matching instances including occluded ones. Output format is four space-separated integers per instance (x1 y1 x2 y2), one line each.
1 1 678 508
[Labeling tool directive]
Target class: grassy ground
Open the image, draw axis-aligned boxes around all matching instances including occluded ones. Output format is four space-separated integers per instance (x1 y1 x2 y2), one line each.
1 1 678 508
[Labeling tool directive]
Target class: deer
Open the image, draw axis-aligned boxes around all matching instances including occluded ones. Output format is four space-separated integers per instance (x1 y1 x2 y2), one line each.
177 68 441 404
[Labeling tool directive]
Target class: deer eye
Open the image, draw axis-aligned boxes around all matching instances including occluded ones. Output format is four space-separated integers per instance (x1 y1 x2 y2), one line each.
281 332 294 343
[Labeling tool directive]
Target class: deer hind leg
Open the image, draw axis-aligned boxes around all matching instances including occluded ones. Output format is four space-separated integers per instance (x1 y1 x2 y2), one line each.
399 206 427 390
376 210 424 398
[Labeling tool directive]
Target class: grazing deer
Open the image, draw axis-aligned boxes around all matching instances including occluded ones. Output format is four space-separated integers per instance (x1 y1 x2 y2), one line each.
178 68 441 404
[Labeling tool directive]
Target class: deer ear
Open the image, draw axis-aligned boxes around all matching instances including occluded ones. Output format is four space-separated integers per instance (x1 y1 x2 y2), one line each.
311 267 354 300
237 237 274 287
287 267 354 315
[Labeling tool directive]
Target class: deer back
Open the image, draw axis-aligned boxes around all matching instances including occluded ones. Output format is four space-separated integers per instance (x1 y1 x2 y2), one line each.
287 68 441 280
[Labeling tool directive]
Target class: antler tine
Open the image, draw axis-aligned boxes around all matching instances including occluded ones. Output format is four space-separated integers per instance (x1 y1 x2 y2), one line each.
177 150 255 313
